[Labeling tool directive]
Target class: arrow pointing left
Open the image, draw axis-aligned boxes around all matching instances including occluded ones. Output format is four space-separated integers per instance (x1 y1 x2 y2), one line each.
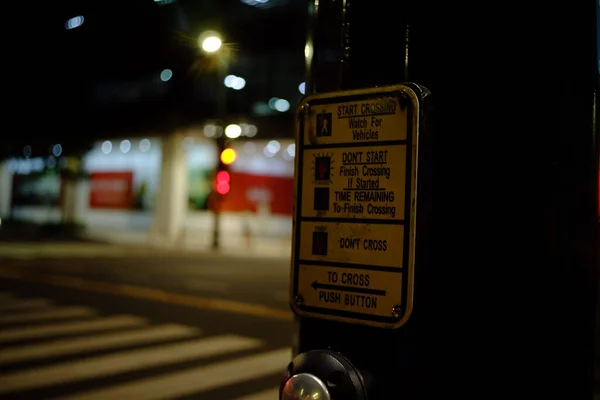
311 281 386 296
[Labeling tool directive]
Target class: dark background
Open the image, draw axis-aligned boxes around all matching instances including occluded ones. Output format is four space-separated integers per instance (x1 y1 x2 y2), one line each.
1 0 309 157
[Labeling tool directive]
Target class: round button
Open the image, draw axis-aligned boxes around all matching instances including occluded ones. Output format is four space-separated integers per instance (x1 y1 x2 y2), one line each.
281 373 331 400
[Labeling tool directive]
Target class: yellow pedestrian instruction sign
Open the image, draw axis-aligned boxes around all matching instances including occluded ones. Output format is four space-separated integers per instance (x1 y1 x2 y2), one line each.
290 84 422 329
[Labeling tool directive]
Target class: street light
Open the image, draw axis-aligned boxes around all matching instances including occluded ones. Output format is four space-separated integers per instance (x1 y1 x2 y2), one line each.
199 31 222 53
202 36 222 53
225 124 242 139
199 30 228 250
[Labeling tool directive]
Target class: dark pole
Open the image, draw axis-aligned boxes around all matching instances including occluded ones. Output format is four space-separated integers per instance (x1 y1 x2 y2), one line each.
297 2 416 398
297 0 599 398
212 62 227 250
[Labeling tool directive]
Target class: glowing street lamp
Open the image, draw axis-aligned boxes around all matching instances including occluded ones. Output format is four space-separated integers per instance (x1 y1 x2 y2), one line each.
197 30 232 251
199 31 222 53
225 124 242 139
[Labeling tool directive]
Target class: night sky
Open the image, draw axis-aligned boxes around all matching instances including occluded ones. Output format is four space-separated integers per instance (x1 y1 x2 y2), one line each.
3 0 308 156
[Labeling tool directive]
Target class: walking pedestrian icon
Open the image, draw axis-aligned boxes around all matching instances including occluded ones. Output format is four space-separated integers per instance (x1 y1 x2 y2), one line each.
316 113 332 137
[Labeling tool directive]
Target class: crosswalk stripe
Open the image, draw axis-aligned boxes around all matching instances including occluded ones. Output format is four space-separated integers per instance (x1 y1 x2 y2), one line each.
0 334 264 394
0 306 97 324
57 348 291 400
0 324 200 365
235 387 280 400
0 298 53 311
0 315 146 343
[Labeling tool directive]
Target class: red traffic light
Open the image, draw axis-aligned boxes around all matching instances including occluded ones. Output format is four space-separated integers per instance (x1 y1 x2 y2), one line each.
215 170 230 195
216 170 230 182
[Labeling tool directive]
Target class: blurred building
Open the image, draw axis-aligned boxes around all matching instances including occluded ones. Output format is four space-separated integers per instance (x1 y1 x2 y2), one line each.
1 0 308 250
0 129 296 247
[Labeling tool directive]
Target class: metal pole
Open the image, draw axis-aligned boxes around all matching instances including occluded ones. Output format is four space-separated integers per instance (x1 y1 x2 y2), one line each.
212 63 227 250
295 0 598 398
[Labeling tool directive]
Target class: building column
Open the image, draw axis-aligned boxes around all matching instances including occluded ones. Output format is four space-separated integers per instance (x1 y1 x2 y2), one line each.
62 180 78 223
61 157 87 225
150 133 188 247
0 160 12 219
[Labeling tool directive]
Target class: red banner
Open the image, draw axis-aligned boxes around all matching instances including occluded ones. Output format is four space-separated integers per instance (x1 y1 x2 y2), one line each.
218 171 294 216
89 171 134 209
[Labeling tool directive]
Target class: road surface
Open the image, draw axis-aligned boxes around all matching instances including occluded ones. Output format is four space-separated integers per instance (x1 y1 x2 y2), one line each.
0 243 294 400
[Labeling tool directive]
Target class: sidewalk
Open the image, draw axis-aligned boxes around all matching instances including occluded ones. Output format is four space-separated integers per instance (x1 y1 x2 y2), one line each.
0 225 292 261
86 228 292 260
